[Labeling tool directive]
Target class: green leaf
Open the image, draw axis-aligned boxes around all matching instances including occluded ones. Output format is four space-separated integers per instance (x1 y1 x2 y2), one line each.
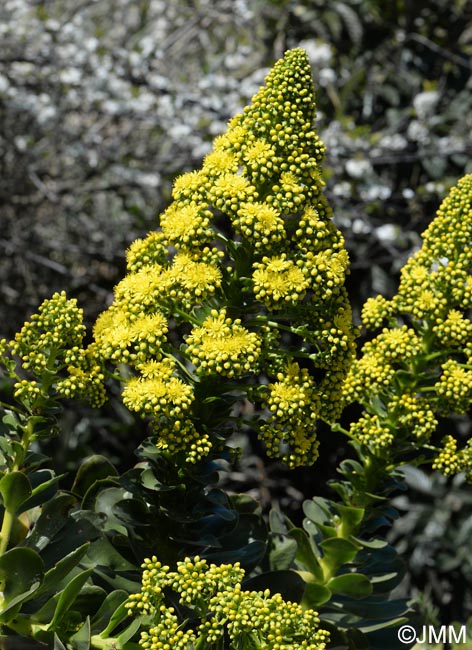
18 470 64 513
319 538 359 575
91 590 128 634
138 468 175 493
92 567 141 594
54 634 67 650
71 455 118 499
99 599 130 637
303 498 331 526
2 411 20 430
268 532 298 571
0 548 44 620
113 498 150 526
269 509 291 535
49 568 93 629
230 494 262 515
243 570 305 603
335 504 365 537
85 538 135 572
327 573 373 598
94 488 128 535
327 596 409 621
69 616 91 650
25 493 76 553
203 540 266 569
37 544 90 597
288 527 324 581
302 581 332 607
0 471 32 513
115 616 142 647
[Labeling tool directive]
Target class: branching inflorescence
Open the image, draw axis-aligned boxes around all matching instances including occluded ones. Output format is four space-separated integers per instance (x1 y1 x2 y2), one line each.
91 49 355 468
126 555 330 650
344 174 472 475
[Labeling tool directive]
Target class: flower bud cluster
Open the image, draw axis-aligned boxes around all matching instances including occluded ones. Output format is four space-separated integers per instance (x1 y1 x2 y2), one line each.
344 175 472 475
2 292 106 413
126 555 329 650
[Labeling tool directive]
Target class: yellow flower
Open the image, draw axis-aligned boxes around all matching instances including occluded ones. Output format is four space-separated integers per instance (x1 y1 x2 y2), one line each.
126 232 167 272
159 203 213 247
169 253 222 306
122 373 193 419
233 201 285 249
252 254 309 308
185 309 261 378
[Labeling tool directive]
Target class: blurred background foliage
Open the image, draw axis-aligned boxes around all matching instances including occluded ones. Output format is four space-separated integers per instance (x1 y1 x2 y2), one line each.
1 0 472 630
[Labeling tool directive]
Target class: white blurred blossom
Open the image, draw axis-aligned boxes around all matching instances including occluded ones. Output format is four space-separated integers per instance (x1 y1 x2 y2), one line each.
346 158 373 179
413 89 440 120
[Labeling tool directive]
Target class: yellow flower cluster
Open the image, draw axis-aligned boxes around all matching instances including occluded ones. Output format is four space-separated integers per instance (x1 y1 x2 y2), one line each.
345 175 472 473
185 309 261 378
433 436 472 479
260 362 320 468
126 555 329 650
433 309 472 348
350 414 394 452
4 292 105 411
253 254 310 308
90 49 354 466
436 360 472 415
122 359 193 418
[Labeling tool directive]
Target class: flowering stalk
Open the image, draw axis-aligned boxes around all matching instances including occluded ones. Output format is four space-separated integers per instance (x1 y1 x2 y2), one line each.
0 292 106 556
343 174 472 474
91 48 355 470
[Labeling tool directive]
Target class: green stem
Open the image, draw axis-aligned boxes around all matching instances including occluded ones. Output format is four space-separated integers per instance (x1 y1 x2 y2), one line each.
0 509 15 555
90 635 122 649
13 417 34 471
3 616 49 639
172 306 200 326
0 418 35 555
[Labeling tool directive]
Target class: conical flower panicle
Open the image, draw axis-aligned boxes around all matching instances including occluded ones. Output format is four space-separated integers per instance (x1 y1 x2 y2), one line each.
345 174 472 475
93 49 355 467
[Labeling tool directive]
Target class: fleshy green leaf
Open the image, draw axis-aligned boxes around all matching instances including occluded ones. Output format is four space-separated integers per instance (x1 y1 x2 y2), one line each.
54 634 67 650
0 471 32 513
302 581 332 607
288 527 324 581
99 599 130 637
69 616 91 650
37 543 90 597
91 590 129 634
49 569 93 629
335 504 365 537
25 493 76 553
268 532 298 571
71 455 118 499
319 538 359 575
327 573 373 598
0 547 44 620
243 570 305 603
